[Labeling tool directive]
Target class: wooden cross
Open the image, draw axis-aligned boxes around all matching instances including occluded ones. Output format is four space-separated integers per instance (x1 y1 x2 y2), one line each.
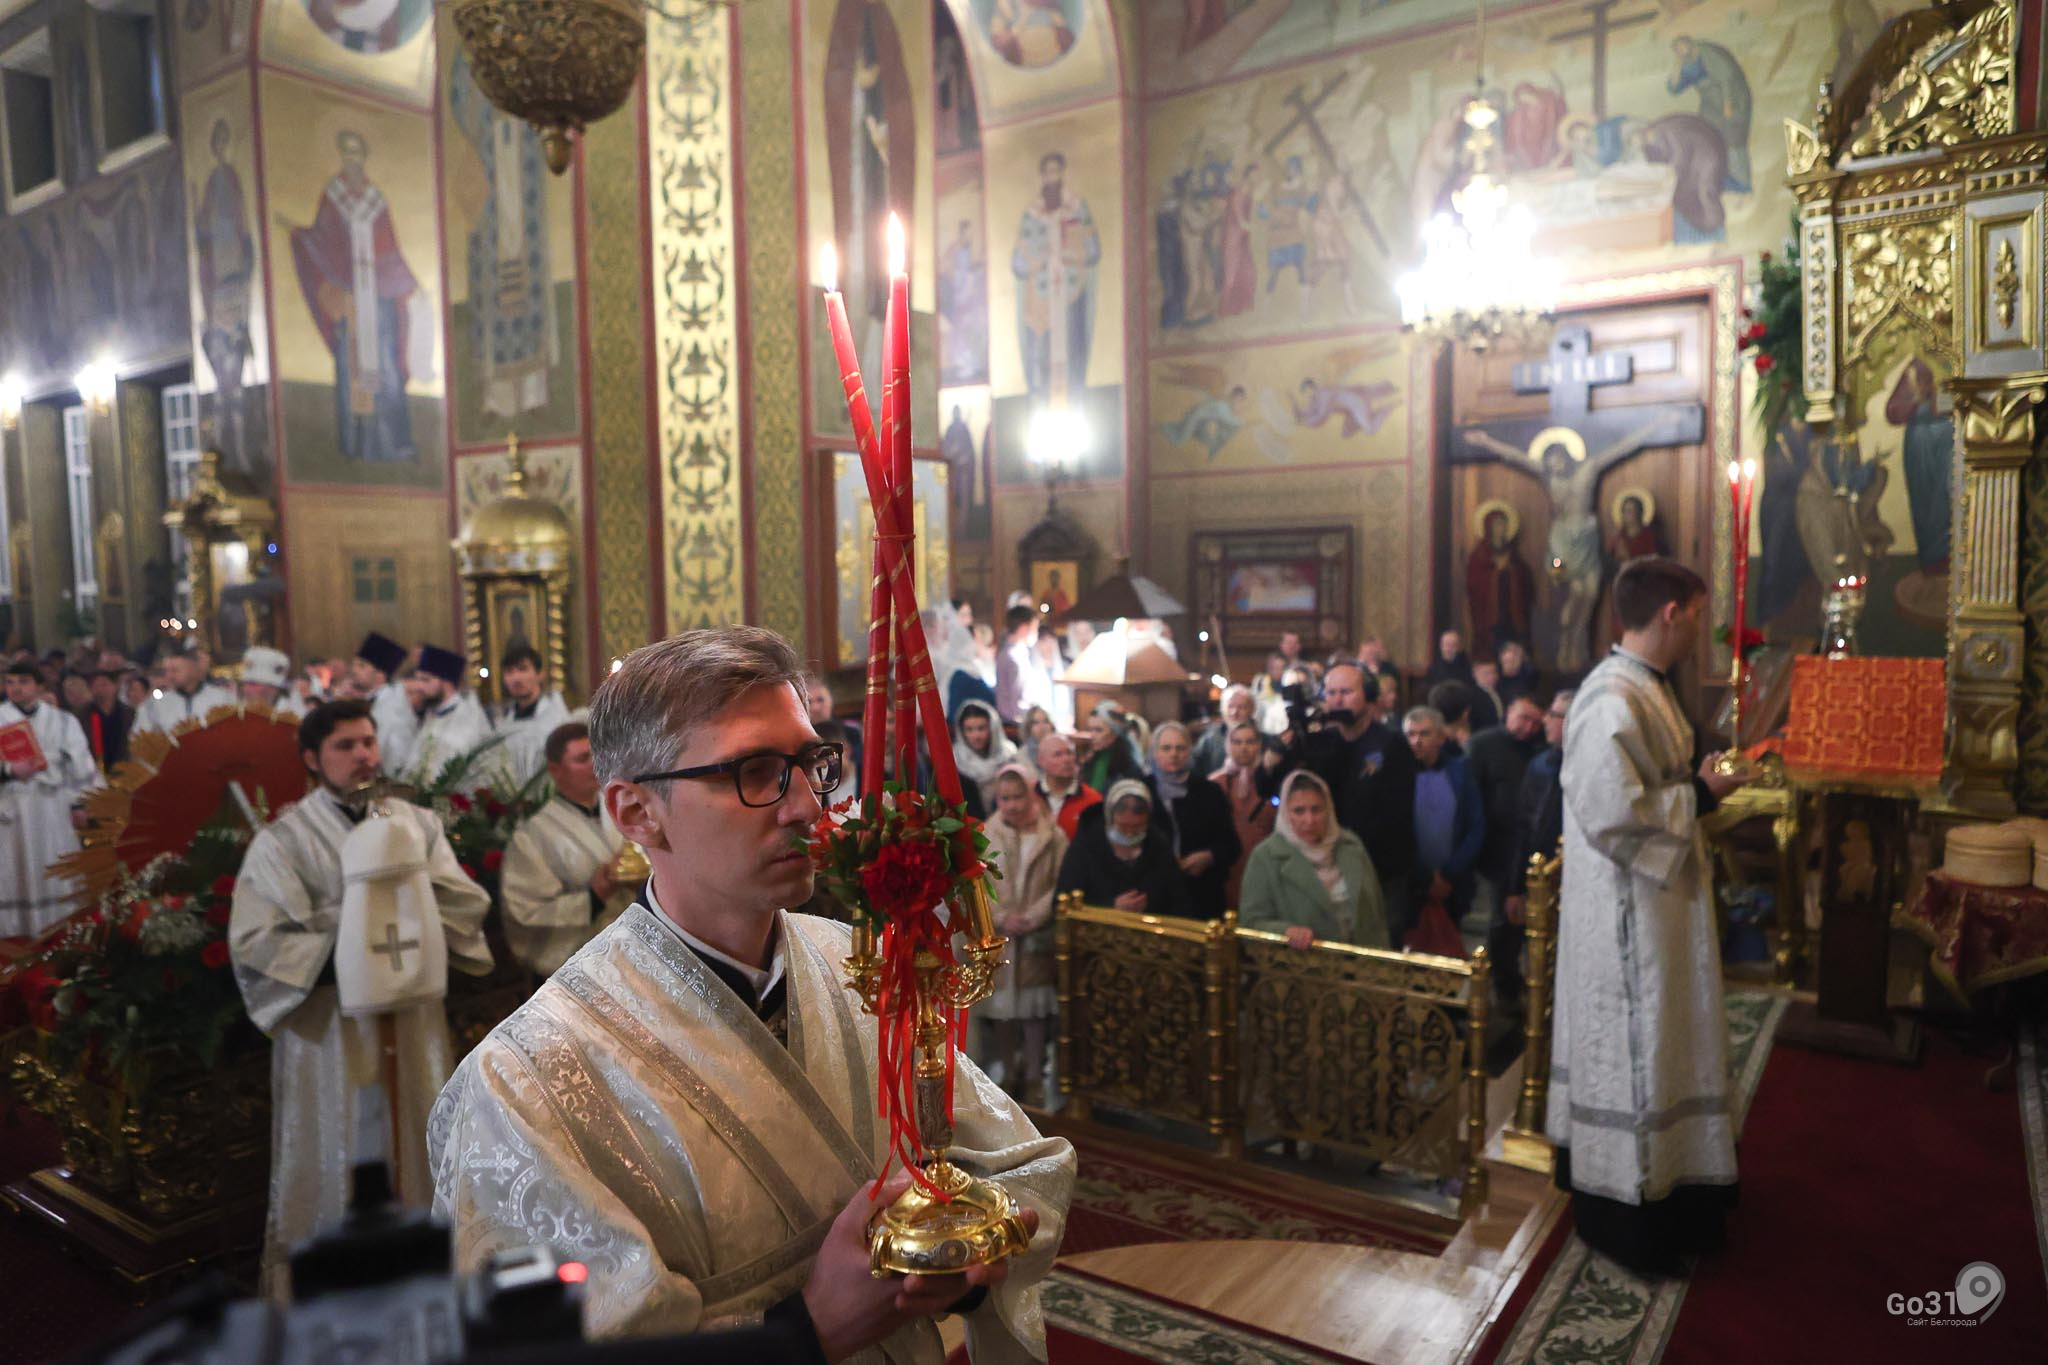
1451 323 1704 472
1548 0 1658 121
1264 72 1389 255
373 923 421 973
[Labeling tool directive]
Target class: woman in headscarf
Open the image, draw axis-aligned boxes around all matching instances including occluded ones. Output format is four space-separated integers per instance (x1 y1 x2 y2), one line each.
924 605 995 722
1018 705 1056 766
1239 770 1387 949
1149 721 1241 918
1055 779 1192 919
975 763 1067 1103
1209 721 1276 908
950 699 1017 817
1080 703 1143 794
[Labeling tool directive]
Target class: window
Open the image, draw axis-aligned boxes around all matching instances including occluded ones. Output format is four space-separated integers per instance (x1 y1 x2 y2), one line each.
161 383 198 618
352 557 398 605
87 0 164 165
63 405 98 613
0 30 59 209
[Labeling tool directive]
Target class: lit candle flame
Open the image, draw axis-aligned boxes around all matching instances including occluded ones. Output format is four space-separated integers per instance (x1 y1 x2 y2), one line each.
817 242 838 293
886 212 906 276
1742 457 1757 482
1727 460 1741 485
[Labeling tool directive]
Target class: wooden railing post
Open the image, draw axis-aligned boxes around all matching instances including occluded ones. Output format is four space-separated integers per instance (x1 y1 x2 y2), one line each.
1462 947 1491 1217
1053 891 1087 1122
1208 911 1242 1158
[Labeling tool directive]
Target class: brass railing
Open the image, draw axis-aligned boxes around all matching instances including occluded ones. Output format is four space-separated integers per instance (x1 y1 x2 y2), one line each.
1053 895 1239 1149
1055 894 1490 1216
1499 848 1561 1173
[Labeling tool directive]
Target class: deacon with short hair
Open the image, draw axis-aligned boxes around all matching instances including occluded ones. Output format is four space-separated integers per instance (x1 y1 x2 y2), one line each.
430 626 1073 1356
230 699 493 1292
486 644 571 790
406 645 492 786
499 721 625 976
1548 556 1752 1276
1 659 99 936
133 639 235 736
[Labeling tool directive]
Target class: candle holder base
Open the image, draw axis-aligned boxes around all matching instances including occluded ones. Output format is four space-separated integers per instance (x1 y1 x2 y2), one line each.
867 1156 1031 1277
1708 747 1760 782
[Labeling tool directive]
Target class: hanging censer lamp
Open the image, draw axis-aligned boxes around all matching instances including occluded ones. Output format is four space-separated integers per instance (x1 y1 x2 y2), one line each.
806 218 1030 1275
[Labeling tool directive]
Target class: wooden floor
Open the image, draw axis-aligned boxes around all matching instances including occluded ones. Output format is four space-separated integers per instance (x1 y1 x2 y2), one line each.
942 1065 1569 1363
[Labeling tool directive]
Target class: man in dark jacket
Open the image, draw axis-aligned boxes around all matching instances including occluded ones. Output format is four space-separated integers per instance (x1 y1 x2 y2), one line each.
1466 697 1547 1003
1400 705 1485 949
74 663 135 773
1498 689 1573 1009
1301 665 1416 906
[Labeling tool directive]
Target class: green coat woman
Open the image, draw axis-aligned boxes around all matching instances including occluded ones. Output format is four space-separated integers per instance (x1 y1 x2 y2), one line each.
1238 770 1389 949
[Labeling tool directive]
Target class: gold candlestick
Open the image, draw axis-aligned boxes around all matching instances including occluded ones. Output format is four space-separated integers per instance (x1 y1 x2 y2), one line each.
845 878 1030 1276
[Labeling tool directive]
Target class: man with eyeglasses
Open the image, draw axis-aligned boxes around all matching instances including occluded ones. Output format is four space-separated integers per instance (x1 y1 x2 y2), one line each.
431 626 1072 1361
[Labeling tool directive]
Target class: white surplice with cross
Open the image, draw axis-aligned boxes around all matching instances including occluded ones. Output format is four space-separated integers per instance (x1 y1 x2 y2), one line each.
230 787 493 1293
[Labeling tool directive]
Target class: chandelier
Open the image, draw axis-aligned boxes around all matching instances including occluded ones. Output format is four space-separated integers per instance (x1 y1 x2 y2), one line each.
450 0 647 175
1395 3 1557 352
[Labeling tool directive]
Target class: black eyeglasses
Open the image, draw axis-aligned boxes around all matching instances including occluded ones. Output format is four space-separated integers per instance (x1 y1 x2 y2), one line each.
631 742 844 808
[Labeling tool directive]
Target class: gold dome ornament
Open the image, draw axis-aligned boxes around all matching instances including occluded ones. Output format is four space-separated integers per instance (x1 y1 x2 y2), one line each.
453 436 577 705
449 0 647 175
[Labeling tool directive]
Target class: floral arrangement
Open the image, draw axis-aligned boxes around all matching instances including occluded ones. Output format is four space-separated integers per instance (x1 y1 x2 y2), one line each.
1742 215 1804 437
805 785 995 935
14 824 258 1091
414 743 552 897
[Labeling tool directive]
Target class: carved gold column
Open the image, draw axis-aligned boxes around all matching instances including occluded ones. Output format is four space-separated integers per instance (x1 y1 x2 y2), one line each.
1500 849 1559 1174
1948 380 2044 814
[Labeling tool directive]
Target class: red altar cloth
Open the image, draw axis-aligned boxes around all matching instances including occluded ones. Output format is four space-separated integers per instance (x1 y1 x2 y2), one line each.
1897 871 2048 999
1781 656 1945 778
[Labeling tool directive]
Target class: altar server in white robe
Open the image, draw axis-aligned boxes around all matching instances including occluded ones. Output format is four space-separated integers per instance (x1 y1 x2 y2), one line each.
484 644 571 791
0 660 100 936
238 646 308 719
500 721 625 975
133 639 236 736
406 645 494 787
431 626 1073 1361
1547 557 1752 1277
231 698 493 1292
352 632 422 778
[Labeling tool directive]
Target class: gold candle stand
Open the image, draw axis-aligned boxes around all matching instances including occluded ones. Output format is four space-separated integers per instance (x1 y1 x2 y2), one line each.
843 878 1032 1276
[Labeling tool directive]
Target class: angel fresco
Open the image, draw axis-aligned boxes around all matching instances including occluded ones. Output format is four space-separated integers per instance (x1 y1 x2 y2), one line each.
1287 342 1401 439
1160 343 1399 465
1158 363 1249 461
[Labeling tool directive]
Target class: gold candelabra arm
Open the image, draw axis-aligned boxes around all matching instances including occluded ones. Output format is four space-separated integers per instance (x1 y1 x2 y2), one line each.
842 917 885 1014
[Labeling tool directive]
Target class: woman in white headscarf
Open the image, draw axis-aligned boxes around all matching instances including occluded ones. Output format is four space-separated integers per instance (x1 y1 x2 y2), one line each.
922 605 991 722
1239 769 1387 949
951 699 1019 798
975 762 1067 1102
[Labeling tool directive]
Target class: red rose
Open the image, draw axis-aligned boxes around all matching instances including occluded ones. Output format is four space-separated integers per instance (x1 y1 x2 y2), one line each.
15 965 60 1030
206 903 232 928
448 793 473 813
483 849 504 872
201 941 230 970
859 840 954 923
461 864 479 880
1754 354 1776 374
120 905 152 941
484 798 508 820
211 874 237 898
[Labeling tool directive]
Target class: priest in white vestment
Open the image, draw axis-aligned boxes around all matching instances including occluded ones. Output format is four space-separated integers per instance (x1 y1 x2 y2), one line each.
1 660 99 937
133 641 236 736
432 627 1073 1361
231 698 493 1292
484 644 572 792
406 645 494 787
500 720 625 975
1547 557 1752 1276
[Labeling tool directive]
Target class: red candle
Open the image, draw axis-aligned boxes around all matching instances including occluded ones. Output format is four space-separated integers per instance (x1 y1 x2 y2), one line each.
1727 458 1757 679
818 244 883 468
881 213 918 784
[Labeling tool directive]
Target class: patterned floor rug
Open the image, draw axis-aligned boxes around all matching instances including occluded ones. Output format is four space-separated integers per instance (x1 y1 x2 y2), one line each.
2021 1023 2048 1294
1062 1136 1450 1258
1485 988 1787 1365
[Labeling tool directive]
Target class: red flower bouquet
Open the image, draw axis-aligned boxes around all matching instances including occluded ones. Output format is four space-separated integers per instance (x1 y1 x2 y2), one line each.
805 784 995 935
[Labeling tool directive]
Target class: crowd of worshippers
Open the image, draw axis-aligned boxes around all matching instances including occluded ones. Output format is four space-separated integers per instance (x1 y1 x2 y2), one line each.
803 604 1574 1097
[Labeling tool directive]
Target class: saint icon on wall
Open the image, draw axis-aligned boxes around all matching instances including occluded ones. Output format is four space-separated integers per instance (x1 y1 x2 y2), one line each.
283 129 424 463
1466 499 1535 659
302 0 432 55
1013 150 1100 399
825 0 913 384
194 117 255 473
1607 487 1665 562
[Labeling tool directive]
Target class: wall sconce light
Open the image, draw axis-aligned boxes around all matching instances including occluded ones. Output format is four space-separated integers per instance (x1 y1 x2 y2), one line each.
0 375 21 431
1026 404 1089 517
73 360 116 416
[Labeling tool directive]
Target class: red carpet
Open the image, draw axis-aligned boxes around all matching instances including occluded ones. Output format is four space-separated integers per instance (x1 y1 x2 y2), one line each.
1665 1028 2047 1363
